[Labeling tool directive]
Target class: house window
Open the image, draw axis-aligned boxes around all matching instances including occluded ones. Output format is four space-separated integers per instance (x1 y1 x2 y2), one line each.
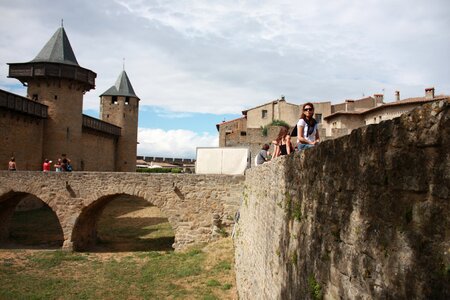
262 109 268 118
315 113 322 124
112 96 118 104
54 95 58 100
240 131 247 136
32 94 38 101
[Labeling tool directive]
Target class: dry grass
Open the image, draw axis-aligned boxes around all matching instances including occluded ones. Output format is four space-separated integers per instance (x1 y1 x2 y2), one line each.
0 195 238 299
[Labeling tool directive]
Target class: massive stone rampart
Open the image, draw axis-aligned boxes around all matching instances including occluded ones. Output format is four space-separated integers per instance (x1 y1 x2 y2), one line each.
234 100 449 299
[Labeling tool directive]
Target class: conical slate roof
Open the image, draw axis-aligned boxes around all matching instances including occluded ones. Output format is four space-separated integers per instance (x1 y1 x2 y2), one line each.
31 27 79 66
100 70 139 99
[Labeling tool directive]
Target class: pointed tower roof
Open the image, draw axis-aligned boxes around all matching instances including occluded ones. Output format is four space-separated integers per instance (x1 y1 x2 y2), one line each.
31 27 79 66
100 71 139 100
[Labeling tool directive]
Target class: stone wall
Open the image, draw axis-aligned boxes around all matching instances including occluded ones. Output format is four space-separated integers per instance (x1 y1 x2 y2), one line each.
0 108 44 171
0 172 244 251
81 129 117 171
234 100 449 299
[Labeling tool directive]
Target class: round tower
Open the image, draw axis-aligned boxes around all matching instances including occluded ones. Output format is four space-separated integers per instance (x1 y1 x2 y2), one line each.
8 26 96 169
100 70 139 172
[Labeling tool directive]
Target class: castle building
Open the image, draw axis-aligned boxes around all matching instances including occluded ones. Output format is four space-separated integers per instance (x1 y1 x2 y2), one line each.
1 26 139 171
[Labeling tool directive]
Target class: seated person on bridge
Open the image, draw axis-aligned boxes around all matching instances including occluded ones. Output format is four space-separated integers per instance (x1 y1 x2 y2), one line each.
297 102 320 150
272 126 293 158
255 144 271 165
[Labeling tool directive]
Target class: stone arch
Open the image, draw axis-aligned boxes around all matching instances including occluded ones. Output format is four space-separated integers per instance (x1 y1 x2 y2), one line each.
71 193 176 251
0 190 64 248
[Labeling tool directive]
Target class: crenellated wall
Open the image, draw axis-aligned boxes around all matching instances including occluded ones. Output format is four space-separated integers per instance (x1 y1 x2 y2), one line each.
234 100 449 299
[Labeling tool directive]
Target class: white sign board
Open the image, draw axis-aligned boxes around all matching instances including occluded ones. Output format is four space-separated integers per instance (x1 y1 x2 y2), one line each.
195 147 249 175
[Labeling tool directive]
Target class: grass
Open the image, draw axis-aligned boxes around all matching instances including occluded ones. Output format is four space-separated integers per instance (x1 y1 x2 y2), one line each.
0 195 237 299
0 240 236 299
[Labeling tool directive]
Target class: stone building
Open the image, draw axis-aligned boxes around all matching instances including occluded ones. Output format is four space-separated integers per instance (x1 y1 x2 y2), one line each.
0 26 139 171
324 88 449 138
217 89 448 161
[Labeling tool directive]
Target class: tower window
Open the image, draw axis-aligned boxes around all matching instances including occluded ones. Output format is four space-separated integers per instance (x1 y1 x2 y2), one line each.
112 96 118 104
32 94 38 101
125 97 130 105
54 95 58 100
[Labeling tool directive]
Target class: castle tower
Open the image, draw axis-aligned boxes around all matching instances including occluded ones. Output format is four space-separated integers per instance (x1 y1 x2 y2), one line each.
8 26 96 168
100 71 139 172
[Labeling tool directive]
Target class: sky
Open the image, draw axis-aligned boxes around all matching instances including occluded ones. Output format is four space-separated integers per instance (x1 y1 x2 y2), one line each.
1 0 449 158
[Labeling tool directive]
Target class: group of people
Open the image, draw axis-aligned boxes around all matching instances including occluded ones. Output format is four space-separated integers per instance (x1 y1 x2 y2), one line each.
256 102 320 165
43 155 72 172
7 155 72 172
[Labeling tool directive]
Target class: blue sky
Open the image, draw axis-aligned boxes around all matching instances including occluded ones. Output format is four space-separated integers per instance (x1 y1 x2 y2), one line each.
1 0 449 158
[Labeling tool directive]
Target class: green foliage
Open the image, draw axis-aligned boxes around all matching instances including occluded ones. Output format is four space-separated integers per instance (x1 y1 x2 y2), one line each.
270 119 290 128
214 260 232 271
308 275 323 300
206 279 221 287
217 228 229 238
261 125 268 136
221 283 232 290
292 201 302 222
136 167 183 173
291 251 298 266
29 251 87 269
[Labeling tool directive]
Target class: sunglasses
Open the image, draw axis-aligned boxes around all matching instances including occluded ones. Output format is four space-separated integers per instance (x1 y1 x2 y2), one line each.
304 108 313 111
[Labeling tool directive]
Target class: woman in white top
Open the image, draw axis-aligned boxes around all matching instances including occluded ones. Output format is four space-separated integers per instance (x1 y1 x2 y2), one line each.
297 102 320 150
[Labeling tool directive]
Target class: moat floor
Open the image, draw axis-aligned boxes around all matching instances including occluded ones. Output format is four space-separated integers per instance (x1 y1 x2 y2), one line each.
0 195 237 299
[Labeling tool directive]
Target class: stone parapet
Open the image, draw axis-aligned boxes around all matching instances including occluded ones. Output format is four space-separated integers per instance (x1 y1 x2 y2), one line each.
234 100 449 299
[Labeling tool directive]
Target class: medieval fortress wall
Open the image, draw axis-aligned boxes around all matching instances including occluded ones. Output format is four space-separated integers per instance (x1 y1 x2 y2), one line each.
234 100 449 299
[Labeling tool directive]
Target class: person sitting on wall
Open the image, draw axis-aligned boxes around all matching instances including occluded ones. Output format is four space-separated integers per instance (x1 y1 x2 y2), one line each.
272 126 292 158
297 102 320 150
8 157 16 171
255 144 271 165
43 159 52 172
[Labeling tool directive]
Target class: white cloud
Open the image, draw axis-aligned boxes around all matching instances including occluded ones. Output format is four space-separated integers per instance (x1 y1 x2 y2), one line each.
137 128 218 158
1 0 449 116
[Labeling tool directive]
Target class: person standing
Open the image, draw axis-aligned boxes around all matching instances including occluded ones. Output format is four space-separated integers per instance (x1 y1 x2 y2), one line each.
54 159 62 172
297 102 320 150
43 159 52 172
8 157 16 171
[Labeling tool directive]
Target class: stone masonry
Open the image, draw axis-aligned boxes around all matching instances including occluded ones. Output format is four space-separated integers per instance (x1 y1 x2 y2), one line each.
0 172 244 251
234 100 449 299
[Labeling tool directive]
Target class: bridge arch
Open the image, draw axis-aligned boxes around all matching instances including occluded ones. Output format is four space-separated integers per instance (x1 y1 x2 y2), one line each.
0 190 64 248
71 193 176 251
0 172 244 251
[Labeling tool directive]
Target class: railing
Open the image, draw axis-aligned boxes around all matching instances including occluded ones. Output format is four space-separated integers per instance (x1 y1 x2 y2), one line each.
82 114 121 136
0 89 48 118
8 62 96 89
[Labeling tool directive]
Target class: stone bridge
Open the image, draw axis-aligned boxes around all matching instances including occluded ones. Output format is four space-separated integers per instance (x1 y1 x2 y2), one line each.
0 172 244 251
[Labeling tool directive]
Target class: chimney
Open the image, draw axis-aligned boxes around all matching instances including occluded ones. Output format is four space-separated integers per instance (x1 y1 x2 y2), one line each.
374 94 384 105
395 91 400 101
425 87 435 99
280 95 285 101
